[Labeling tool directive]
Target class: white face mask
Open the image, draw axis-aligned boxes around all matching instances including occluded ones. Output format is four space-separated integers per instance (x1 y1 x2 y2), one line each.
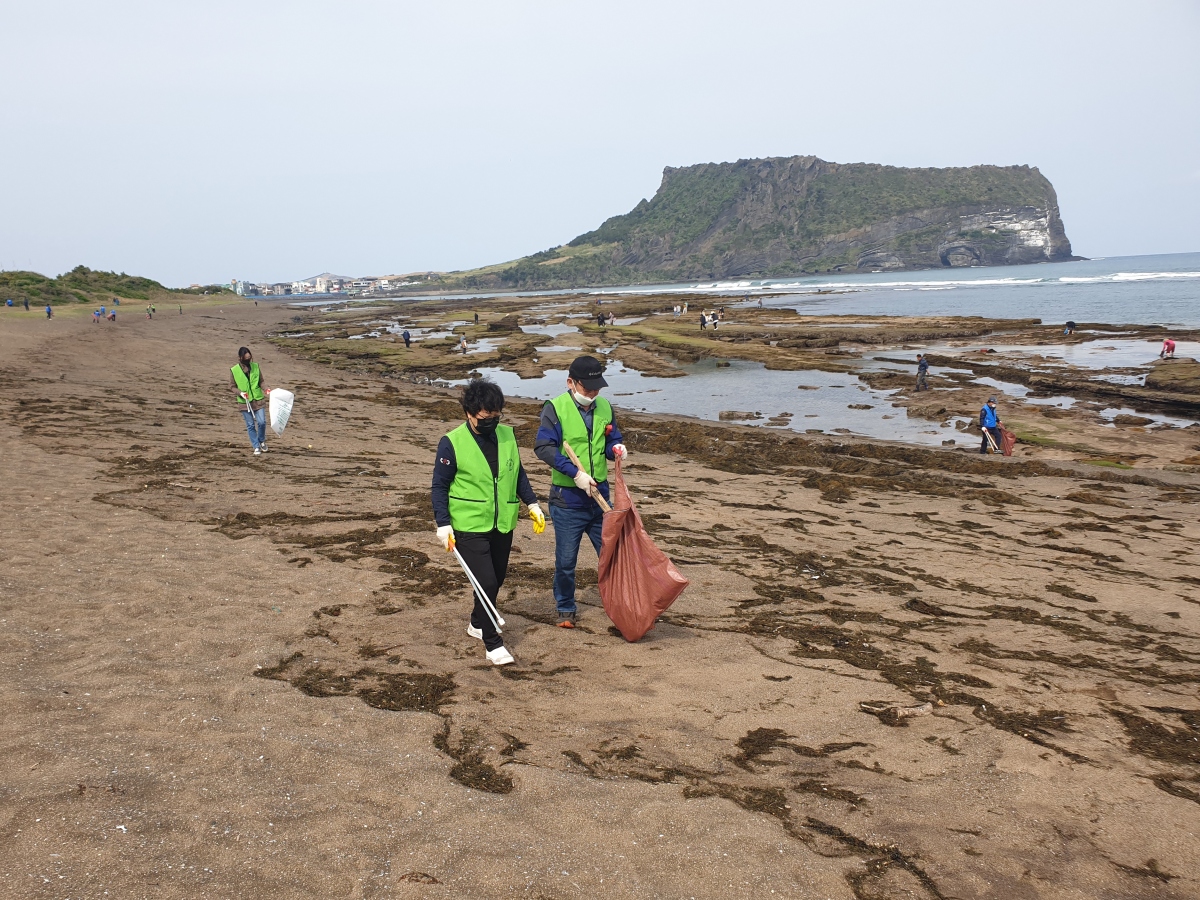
572 390 595 407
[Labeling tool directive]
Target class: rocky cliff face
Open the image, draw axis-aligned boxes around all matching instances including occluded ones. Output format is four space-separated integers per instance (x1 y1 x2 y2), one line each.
569 156 1074 280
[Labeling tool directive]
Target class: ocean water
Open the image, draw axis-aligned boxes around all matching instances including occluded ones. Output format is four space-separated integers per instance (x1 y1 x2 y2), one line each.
748 253 1200 326
388 252 1200 328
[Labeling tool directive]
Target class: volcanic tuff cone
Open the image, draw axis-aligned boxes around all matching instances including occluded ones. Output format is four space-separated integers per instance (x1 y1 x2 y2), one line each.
453 156 1075 290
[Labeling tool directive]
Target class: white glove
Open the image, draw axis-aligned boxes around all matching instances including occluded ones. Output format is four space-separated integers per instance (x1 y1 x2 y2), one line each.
436 524 455 551
239 391 249 400
573 469 597 492
612 443 628 460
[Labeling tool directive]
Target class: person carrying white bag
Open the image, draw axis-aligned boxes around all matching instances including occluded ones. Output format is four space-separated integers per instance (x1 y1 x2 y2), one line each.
228 346 272 456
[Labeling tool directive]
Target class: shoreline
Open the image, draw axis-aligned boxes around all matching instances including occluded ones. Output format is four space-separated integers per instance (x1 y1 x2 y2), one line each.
272 289 1200 471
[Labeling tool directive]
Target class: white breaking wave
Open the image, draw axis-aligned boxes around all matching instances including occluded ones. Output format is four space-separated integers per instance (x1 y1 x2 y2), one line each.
1059 271 1200 284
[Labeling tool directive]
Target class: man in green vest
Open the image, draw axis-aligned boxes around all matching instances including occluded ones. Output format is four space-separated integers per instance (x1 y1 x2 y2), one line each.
227 346 272 456
534 356 628 628
432 379 545 666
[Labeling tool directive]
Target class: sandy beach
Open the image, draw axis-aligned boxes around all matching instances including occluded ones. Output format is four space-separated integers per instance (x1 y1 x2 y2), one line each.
2 298 1199 899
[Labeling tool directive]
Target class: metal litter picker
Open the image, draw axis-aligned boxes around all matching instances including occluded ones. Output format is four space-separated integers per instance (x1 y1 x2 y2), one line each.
451 545 505 633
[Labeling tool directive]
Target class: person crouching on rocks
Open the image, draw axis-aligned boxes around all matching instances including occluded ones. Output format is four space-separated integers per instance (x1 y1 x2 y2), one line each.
229 346 271 456
432 379 545 666
979 396 1002 454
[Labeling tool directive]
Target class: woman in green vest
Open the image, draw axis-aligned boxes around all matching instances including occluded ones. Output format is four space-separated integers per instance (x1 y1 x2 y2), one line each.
228 346 271 456
432 379 545 666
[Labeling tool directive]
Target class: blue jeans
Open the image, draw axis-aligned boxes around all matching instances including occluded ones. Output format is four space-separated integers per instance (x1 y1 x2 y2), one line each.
241 407 267 448
552 503 605 614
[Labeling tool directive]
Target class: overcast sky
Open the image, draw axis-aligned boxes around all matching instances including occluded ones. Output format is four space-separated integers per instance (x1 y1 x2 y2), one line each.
2 1 1197 286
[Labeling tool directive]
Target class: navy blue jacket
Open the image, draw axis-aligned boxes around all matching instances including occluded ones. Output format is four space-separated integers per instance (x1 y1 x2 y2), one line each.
533 396 624 510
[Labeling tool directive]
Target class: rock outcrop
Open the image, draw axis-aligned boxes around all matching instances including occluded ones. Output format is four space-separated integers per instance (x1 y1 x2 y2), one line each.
452 156 1076 290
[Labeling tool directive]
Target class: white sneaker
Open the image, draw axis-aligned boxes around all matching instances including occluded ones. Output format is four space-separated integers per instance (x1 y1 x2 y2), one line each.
253 447 261 456
466 624 483 640
486 646 514 666
260 443 269 453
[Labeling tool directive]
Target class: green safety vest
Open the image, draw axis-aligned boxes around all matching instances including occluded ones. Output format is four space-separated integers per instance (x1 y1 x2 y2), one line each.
446 422 520 534
549 393 611 488
231 362 264 403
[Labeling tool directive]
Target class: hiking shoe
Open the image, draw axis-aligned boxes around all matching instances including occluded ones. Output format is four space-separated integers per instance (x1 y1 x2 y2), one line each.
260 443 269 453
466 624 483 640
253 447 261 456
556 612 577 629
486 645 514 666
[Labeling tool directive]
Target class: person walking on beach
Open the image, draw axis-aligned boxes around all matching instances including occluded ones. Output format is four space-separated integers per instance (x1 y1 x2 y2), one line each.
23 297 29 311
534 355 627 628
402 329 412 348
699 313 707 331
228 346 271 456
45 304 52 319
432 379 545 666
474 312 479 325
979 396 1003 455
1161 338 1177 359
459 335 469 354
916 354 929 391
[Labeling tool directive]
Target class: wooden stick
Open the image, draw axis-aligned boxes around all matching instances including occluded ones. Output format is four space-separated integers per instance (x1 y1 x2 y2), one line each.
561 441 613 512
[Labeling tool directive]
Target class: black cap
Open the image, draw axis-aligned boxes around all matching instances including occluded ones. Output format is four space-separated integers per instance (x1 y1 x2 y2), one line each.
568 355 608 390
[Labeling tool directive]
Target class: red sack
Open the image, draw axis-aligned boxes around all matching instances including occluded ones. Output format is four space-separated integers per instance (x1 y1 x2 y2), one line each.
597 459 689 642
1000 427 1016 457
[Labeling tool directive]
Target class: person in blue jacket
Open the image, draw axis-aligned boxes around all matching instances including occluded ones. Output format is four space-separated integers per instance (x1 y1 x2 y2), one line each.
534 355 627 628
979 396 1003 454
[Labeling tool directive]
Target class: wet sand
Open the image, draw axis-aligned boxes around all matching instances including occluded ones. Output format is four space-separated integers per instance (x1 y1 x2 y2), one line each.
2 299 1199 899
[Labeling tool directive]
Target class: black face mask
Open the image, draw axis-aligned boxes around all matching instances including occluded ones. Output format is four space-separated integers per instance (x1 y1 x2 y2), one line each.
474 416 500 434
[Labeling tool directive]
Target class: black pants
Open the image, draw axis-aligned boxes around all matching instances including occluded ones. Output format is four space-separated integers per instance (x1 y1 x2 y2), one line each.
455 529 513 651
980 426 1001 453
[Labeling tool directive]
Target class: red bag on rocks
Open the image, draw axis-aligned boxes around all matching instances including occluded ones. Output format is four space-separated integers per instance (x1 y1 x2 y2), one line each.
597 459 689 642
1000 427 1016 457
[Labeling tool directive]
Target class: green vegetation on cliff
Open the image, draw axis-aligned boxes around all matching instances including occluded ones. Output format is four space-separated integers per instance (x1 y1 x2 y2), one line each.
0 266 232 306
429 156 1073 291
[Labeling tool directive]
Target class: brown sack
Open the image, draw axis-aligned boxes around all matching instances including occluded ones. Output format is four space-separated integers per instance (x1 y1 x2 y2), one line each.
597 459 689 642
1000 426 1017 457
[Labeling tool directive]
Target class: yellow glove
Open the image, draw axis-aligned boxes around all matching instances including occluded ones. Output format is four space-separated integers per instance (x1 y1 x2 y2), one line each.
528 503 546 535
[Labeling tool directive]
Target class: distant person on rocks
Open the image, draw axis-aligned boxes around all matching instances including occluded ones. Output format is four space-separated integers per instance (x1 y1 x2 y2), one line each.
459 335 469 354
431 378 543 666
916 354 929 391
402 329 411 348
1063 321 1076 335
534 355 626 628
474 312 479 325
597 312 606 329
673 305 680 318
1161 338 1177 359
228 346 271 456
979 396 1003 455
699 313 707 331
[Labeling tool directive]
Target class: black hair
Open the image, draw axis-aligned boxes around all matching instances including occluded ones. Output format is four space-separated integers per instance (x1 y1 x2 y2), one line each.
238 346 251 359
460 378 505 416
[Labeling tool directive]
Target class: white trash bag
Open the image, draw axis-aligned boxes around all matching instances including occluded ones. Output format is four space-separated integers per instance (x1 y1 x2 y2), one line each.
268 388 295 436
